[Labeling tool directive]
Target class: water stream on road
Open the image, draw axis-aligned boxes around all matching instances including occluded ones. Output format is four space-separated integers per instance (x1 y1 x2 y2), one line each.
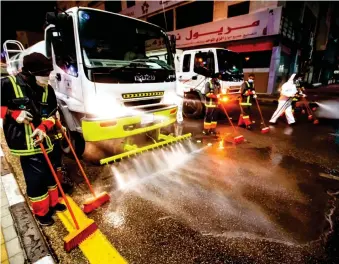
92 140 339 263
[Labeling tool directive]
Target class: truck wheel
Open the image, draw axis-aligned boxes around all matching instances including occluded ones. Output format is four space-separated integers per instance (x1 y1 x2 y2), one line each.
183 93 204 119
59 112 85 158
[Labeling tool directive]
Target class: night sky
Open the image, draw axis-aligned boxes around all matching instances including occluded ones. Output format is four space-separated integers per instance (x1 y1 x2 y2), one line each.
1 1 56 46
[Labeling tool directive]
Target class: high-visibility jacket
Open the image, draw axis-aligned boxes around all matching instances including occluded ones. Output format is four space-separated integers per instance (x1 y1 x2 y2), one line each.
240 81 255 106
1 74 56 156
205 80 220 107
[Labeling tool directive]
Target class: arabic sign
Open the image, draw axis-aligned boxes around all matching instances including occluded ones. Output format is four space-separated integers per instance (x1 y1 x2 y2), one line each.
161 7 282 49
120 1 185 18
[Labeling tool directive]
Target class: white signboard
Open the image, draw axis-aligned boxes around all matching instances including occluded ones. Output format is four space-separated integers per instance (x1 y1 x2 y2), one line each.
162 7 282 49
121 1 185 18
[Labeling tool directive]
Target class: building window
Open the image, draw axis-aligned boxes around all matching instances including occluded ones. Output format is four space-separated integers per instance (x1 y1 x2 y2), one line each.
182 54 191 72
147 10 174 31
105 1 122 13
227 1 250 18
176 1 214 30
127 1 135 8
88 1 100 8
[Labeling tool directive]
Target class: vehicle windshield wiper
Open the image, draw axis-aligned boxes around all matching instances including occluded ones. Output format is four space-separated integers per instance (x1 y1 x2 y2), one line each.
109 58 172 73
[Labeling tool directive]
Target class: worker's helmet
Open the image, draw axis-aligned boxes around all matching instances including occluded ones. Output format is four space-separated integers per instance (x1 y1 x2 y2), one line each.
22 52 53 76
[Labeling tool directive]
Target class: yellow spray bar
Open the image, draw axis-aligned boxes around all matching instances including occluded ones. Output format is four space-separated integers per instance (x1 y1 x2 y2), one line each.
57 196 127 264
100 133 192 165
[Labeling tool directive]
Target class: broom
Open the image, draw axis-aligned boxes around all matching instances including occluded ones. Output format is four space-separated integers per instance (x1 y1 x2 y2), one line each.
255 98 269 133
220 103 244 144
30 123 97 252
55 120 110 213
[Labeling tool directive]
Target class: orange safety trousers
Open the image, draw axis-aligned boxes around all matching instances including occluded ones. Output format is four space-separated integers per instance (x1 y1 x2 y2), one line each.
20 152 60 217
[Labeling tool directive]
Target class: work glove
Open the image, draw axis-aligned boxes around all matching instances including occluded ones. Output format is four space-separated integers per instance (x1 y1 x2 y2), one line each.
253 94 257 99
11 110 33 124
31 126 47 147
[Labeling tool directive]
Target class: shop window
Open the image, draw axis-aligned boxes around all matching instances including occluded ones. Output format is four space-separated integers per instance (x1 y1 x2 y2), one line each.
176 1 213 30
241 51 272 68
227 1 250 18
105 1 122 13
182 54 191 72
127 1 135 8
147 10 174 31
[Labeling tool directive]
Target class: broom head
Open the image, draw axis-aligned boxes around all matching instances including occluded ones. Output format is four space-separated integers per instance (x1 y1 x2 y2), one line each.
233 135 244 144
261 127 270 134
308 115 313 120
83 192 110 214
64 219 98 252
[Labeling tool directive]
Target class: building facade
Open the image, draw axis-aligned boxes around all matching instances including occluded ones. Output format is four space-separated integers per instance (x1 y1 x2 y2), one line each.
57 1 328 93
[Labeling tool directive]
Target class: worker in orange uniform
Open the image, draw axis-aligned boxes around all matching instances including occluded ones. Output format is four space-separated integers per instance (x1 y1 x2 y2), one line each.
238 73 257 130
0 53 66 226
203 73 221 135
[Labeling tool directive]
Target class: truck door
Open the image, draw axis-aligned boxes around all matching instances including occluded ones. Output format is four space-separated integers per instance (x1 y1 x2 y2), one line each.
177 51 193 83
45 14 83 112
191 50 215 95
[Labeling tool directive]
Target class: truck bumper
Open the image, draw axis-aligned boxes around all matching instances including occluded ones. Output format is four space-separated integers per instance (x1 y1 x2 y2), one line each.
81 104 178 142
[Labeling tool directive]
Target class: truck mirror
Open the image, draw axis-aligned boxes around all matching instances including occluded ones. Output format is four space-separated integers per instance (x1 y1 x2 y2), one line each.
46 12 57 24
168 34 176 53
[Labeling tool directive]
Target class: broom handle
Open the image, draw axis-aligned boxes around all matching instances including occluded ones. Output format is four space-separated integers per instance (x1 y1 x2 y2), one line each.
30 123 79 230
55 120 96 197
255 98 267 127
220 103 237 135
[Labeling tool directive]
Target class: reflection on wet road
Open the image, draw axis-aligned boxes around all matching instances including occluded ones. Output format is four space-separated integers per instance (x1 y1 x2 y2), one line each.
65 106 339 263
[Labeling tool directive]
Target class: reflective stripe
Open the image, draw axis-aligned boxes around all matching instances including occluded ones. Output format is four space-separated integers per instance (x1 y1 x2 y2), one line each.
42 85 48 103
48 184 57 190
24 124 33 150
28 192 48 202
8 76 24 97
240 103 252 106
205 104 217 108
247 96 250 104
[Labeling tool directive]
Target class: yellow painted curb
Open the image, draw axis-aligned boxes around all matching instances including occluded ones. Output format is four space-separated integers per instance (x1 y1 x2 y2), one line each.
1 229 9 263
57 196 127 264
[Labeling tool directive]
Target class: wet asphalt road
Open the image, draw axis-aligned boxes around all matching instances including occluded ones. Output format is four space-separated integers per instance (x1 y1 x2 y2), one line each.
3 104 339 264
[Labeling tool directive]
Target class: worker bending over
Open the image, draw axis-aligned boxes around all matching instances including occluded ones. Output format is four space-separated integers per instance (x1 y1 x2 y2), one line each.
1 53 66 226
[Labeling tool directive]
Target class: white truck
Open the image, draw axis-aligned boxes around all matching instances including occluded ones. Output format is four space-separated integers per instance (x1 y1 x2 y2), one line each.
3 7 191 164
149 47 244 119
177 48 243 119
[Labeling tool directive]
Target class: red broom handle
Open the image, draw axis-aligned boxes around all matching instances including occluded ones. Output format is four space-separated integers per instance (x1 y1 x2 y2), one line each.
220 103 237 135
255 99 267 127
30 123 79 230
55 120 96 197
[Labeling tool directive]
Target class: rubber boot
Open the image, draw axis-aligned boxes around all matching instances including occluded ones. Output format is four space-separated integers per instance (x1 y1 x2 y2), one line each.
56 169 73 196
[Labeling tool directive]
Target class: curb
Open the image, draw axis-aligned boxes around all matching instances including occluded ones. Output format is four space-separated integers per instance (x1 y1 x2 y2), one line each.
0 145 56 264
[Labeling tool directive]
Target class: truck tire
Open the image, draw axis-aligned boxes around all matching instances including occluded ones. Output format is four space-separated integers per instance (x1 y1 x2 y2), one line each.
59 111 85 158
183 93 204 119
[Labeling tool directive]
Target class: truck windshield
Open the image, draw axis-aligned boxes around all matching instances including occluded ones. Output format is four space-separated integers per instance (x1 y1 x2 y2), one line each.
216 49 244 81
78 10 174 71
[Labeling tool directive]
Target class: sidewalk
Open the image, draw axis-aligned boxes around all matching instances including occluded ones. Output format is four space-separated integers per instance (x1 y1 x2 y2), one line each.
1 146 25 264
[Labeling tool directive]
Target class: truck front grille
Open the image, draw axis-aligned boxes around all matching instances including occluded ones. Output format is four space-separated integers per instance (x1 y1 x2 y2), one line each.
123 98 162 107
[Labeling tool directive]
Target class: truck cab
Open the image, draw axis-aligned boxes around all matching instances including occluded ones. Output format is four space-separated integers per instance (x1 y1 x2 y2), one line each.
177 48 243 118
3 7 189 164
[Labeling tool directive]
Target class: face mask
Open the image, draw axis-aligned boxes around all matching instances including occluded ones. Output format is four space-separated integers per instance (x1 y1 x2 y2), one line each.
248 79 253 83
36 76 49 86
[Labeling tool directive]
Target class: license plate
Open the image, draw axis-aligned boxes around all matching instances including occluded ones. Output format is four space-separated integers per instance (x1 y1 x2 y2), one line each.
141 114 154 125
